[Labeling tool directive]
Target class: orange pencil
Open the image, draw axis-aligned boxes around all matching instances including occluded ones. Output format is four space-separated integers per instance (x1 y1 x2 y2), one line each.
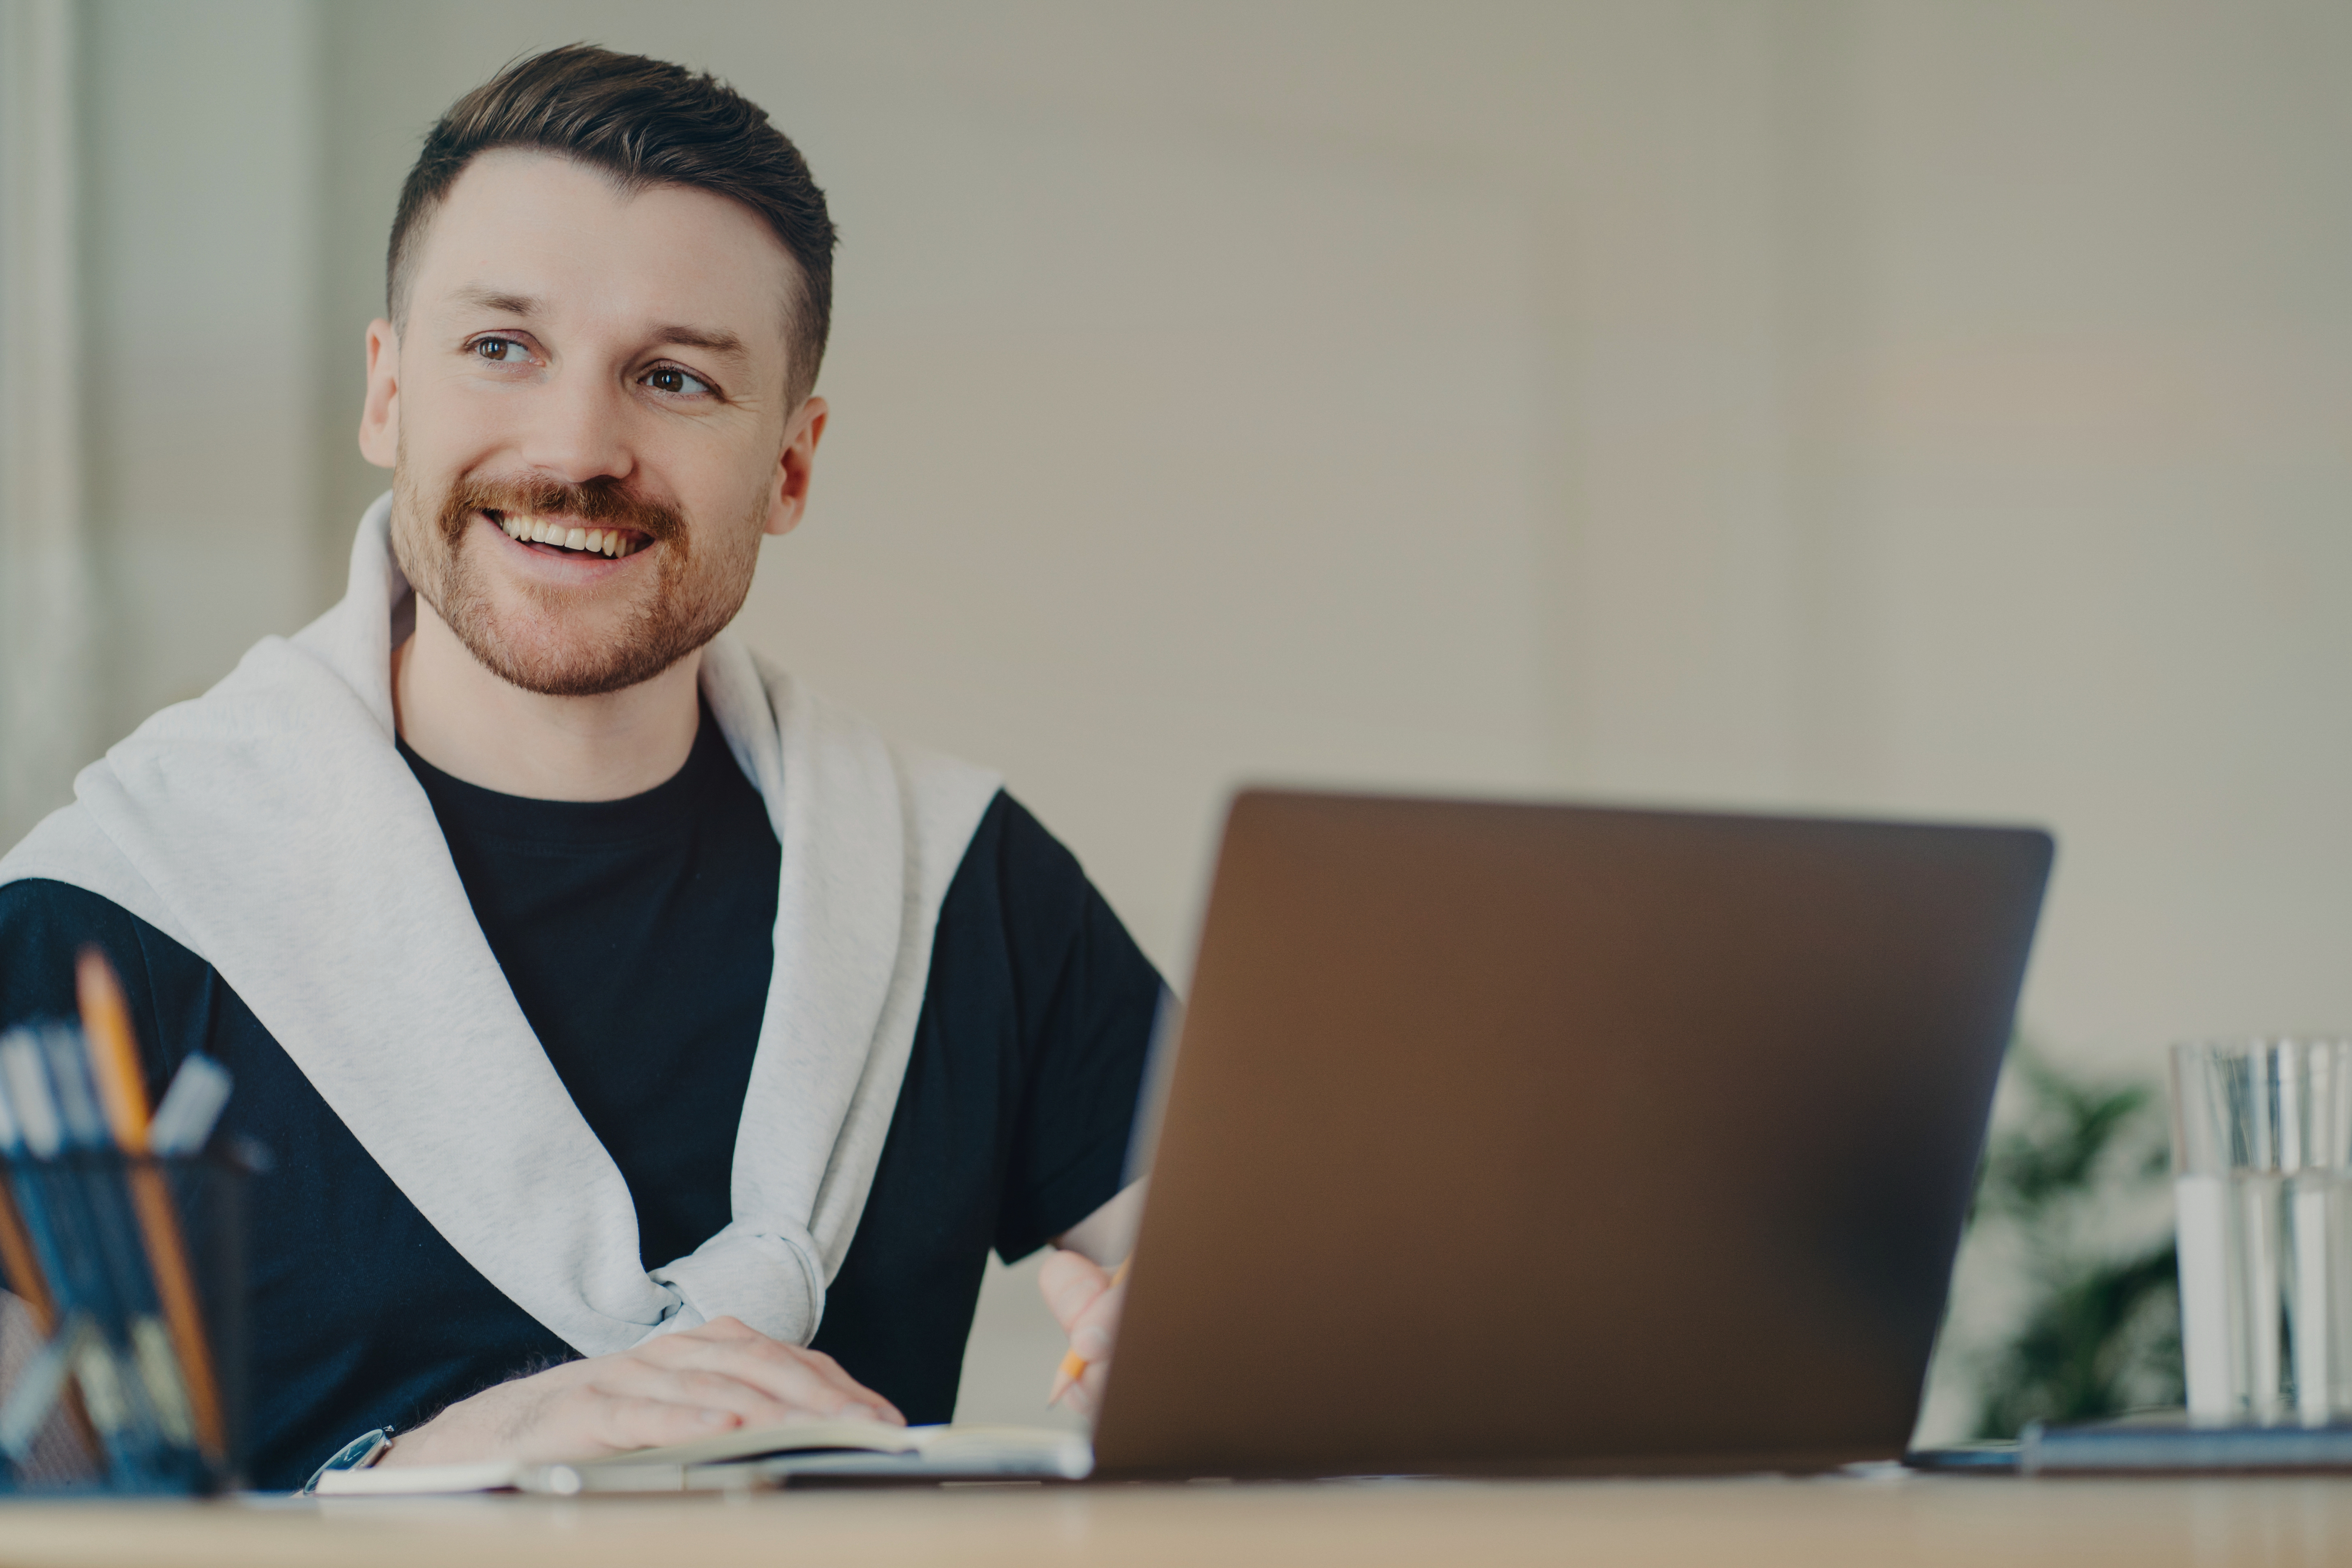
76 949 227 1462
0 1180 52 1333
0 1087 106 1468
1047 1257 1130 1408
0 1178 104 1470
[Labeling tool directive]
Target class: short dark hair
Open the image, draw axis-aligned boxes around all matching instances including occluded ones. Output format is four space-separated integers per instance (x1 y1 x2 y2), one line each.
388 44 837 402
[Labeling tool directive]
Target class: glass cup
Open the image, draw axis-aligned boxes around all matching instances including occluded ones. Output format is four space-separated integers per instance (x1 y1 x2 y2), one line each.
2171 1040 2352 1426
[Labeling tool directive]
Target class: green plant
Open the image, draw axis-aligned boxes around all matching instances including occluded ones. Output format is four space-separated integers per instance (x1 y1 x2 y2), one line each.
1965 1048 2183 1439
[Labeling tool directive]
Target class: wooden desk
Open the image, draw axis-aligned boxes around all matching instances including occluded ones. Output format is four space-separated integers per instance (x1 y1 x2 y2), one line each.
4 1474 2351 1568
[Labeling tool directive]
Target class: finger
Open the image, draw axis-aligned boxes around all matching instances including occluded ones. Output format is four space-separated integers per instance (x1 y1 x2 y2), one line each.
778 1346 894 1415
1061 1367 1100 1420
599 1355 897 1430
639 1324 895 1417
641 1337 903 1425
511 1388 739 1463
587 1362 805 1429
666 1314 861 1398
1046 1350 1082 1409
681 1315 767 1347
583 1393 751 1457
733 1342 903 1424
1065 1274 1126 1367
1038 1249 1111 1334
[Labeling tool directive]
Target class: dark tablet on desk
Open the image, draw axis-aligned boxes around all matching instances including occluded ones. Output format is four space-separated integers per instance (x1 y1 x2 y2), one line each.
1091 790 2052 1480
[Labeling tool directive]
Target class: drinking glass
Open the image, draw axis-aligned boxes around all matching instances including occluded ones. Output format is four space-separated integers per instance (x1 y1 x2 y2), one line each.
2172 1040 2352 1426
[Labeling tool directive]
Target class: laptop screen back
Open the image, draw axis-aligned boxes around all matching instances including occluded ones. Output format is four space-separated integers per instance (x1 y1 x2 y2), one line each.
1091 790 2052 1479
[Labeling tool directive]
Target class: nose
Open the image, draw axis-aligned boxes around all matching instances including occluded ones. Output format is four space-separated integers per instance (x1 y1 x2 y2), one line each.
512 359 636 486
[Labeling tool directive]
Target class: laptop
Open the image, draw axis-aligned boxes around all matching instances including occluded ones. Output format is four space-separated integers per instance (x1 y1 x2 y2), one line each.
1090 789 2053 1479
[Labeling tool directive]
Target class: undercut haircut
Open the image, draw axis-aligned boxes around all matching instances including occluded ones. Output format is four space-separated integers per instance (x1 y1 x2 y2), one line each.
387 43 837 402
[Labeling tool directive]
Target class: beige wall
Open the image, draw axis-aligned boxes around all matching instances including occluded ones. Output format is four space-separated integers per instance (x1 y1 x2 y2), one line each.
76 0 325 746
298 0 2352 1067
12 0 2352 1435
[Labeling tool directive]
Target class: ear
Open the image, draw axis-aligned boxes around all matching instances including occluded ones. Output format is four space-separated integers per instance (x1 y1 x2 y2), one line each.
358 318 401 469
763 396 829 538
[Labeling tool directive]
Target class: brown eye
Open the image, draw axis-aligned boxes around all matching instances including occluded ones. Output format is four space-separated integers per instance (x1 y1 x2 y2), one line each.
474 337 520 362
645 365 713 397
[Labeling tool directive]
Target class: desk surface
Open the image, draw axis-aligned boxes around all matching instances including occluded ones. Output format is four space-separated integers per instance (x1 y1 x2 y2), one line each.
5 1474 2351 1568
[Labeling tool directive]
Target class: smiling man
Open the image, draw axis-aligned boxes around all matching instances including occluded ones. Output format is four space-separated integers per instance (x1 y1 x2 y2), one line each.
0 46 1148 1489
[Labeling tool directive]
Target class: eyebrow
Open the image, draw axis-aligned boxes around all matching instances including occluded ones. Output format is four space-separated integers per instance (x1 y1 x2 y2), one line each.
650 325 749 363
449 286 750 365
453 285 542 316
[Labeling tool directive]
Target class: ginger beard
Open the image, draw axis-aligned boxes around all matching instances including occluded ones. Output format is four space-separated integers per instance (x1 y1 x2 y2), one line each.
390 451 765 698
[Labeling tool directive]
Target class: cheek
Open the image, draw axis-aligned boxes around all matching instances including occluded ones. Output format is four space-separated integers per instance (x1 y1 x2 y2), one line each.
386 481 452 604
666 446 784 562
408 375 525 465
676 515 763 597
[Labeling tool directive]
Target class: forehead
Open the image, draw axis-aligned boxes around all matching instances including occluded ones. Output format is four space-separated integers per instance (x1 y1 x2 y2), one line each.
410 149 793 350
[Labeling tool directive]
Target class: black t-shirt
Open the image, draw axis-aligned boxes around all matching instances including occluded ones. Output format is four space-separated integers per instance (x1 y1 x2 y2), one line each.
0 707 1161 1489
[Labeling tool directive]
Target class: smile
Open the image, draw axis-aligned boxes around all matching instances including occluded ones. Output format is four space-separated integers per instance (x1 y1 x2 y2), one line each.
486 510 649 558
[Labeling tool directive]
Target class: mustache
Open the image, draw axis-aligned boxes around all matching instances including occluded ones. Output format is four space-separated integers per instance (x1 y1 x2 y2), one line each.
439 474 687 544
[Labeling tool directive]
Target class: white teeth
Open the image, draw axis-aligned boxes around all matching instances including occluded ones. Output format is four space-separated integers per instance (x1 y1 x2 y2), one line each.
500 513 641 555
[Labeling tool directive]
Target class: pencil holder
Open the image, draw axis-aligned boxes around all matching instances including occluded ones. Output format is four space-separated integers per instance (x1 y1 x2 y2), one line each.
0 1152 249 1495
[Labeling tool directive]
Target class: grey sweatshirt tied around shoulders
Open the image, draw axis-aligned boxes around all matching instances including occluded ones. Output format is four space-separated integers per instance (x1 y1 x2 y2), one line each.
0 494 1000 1356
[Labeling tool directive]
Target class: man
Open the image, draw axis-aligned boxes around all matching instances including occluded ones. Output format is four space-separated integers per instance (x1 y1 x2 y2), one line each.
0 45 1144 1489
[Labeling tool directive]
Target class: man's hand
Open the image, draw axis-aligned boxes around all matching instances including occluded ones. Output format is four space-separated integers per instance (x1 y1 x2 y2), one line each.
1039 1249 1126 1418
1040 1180 1144 1417
377 1315 902 1469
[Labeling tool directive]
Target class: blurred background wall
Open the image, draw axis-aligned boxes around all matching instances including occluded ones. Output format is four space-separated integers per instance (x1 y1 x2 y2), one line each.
2 0 2347 1439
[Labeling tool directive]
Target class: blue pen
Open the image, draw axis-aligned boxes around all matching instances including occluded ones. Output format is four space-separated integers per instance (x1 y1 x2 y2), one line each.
0 1028 170 1477
0 1030 133 1475
40 1025 199 1456
149 1056 233 1158
0 1081 54 1323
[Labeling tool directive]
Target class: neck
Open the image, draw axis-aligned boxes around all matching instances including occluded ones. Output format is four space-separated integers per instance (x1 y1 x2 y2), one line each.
391 595 702 801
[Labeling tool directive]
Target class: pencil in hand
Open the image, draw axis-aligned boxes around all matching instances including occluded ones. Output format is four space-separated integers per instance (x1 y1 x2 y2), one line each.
1047 1257 1130 1408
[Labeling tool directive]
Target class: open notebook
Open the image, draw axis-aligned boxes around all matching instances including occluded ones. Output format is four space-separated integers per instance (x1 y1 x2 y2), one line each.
311 1421 1093 1495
